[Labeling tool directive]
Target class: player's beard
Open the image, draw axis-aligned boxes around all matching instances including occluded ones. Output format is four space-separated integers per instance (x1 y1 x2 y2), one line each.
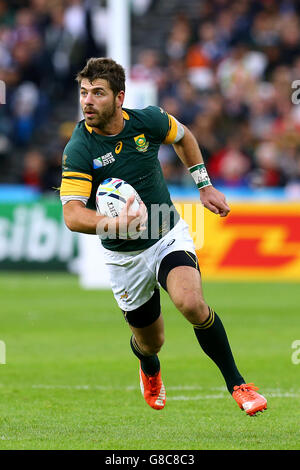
84 100 117 131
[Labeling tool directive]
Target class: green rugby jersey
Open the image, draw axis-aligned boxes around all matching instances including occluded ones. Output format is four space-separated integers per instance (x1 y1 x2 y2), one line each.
60 105 180 251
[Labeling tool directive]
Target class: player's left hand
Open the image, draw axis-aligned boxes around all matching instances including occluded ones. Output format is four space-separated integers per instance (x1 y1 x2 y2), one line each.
199 185 230 217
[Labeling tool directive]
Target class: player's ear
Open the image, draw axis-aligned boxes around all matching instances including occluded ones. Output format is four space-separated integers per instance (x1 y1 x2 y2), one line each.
116 90 125 108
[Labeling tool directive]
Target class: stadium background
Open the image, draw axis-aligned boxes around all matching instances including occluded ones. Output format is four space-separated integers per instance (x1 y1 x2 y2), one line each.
0 0 300 451
1 0 300 280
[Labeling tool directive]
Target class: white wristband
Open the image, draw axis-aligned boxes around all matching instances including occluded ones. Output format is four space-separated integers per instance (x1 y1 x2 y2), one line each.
189 163 212 189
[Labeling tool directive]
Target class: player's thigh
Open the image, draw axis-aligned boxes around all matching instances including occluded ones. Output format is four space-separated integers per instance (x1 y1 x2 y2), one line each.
156 219 209 323
165 265 208 324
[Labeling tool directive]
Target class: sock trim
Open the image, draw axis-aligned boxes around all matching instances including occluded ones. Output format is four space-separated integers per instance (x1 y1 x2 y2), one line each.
193 306 215 330
131 335 147 357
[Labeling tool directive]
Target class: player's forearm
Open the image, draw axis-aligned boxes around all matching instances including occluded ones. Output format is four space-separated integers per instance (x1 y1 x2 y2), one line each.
63 201 106 234
172 125 204 168
63 198 146 238
172 125 230 216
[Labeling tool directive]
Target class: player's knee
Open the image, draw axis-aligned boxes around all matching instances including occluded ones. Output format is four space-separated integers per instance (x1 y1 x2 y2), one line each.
176 293 208 324
139 334 164 356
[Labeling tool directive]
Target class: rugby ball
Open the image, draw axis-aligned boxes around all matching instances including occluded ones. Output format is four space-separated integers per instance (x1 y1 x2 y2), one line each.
96 178 141 218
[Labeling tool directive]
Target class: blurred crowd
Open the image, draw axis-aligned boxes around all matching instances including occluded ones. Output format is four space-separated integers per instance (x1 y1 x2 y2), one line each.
0 0 107 191
1 0 300 197
142 0 300 196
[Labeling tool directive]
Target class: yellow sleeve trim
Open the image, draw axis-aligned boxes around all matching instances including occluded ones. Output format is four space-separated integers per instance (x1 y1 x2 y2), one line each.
62 171 92 181
163 114 178 144
60 176 92 198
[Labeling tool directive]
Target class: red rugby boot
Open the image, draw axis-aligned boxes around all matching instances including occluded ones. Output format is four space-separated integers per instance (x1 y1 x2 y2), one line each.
139 363 166 410
232 383 267 416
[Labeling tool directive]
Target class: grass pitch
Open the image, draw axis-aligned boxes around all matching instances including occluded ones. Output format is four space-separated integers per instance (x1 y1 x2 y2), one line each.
0 273 299 450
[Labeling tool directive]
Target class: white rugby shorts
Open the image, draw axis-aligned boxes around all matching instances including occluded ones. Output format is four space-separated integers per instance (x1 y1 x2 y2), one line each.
103 218 196 311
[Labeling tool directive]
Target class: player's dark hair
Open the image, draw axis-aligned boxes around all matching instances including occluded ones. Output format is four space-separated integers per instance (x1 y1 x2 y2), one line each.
76 57 126 96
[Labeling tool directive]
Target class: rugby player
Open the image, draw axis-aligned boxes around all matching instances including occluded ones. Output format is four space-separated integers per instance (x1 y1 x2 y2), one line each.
60 57 267 416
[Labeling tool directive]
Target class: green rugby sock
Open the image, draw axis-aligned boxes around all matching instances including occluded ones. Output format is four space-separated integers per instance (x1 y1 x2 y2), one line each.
193 307 245 394
130 335 160 376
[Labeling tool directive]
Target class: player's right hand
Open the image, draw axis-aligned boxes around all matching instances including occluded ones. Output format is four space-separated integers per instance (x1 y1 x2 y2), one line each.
118 195 148 237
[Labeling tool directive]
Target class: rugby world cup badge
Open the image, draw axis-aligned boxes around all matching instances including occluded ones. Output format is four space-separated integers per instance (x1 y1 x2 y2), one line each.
93 152 115 169
134 134 149 153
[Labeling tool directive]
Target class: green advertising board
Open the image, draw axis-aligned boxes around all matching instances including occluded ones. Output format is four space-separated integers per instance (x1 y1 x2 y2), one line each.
0 198 78 270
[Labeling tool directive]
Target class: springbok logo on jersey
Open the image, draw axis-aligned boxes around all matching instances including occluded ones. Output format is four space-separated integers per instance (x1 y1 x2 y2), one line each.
134 134 149 153
93 152 115 169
